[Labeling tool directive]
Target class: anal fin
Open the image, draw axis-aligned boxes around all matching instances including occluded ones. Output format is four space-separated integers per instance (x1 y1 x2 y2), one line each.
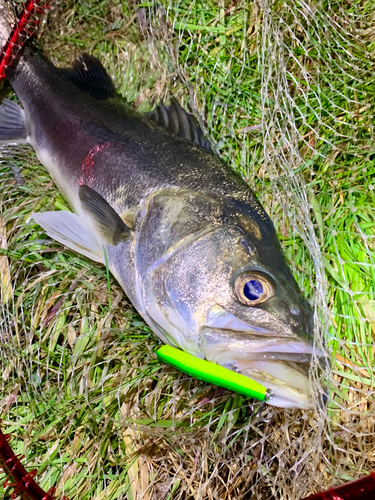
0 99 28 144
32 210 103 263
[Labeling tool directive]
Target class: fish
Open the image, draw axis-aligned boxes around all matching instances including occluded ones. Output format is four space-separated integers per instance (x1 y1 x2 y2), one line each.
0 40 324 409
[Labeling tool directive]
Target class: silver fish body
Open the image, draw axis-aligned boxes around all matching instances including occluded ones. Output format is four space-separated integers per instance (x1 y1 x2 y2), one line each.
2 46 322 409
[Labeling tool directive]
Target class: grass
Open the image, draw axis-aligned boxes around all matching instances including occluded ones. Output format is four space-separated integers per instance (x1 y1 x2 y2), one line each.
0 0 375 499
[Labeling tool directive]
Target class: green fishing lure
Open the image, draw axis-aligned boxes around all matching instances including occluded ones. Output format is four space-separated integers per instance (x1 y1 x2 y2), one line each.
156 344 270 402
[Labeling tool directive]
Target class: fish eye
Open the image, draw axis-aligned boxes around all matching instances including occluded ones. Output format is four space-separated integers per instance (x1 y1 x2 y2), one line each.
234 272 274 306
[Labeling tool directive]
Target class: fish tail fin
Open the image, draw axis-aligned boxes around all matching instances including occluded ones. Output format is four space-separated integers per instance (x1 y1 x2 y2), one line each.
61 54 116 100
0 99 28 144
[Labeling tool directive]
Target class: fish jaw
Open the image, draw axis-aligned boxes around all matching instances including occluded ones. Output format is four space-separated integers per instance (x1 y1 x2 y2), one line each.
200 307 325 409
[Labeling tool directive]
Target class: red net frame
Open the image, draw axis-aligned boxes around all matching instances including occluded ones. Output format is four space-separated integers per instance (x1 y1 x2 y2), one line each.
0 427 69 500
0 0 49 81
302 472 375 500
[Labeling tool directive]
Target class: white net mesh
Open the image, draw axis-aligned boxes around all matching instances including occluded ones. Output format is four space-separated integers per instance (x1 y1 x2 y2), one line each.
0 0 375 499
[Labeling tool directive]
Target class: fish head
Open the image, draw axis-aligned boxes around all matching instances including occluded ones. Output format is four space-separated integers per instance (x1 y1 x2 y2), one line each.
139 191 323 409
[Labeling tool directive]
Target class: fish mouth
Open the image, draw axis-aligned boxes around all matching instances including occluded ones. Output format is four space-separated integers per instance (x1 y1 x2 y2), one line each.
200 308 326 409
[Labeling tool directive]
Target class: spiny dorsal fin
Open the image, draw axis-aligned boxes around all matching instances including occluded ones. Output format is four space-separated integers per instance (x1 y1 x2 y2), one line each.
79 185 131 245
147 97 211 150
62 54 116 100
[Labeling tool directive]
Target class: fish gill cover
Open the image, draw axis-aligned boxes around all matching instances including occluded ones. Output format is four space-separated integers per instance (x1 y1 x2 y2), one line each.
0 0 374 499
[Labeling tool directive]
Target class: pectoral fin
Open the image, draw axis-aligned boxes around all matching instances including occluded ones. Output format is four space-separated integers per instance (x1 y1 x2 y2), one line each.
32 210 103 263
79 185 131 245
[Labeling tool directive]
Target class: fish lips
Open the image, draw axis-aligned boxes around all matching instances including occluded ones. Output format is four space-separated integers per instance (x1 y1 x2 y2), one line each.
200 309 328 409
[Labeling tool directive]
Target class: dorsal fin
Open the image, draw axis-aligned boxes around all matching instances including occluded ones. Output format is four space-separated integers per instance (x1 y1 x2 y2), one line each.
62 55 211 150
61 54 116 100
147 97 211 150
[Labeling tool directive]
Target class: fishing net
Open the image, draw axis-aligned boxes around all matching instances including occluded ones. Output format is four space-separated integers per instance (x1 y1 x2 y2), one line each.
0 0 374 499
